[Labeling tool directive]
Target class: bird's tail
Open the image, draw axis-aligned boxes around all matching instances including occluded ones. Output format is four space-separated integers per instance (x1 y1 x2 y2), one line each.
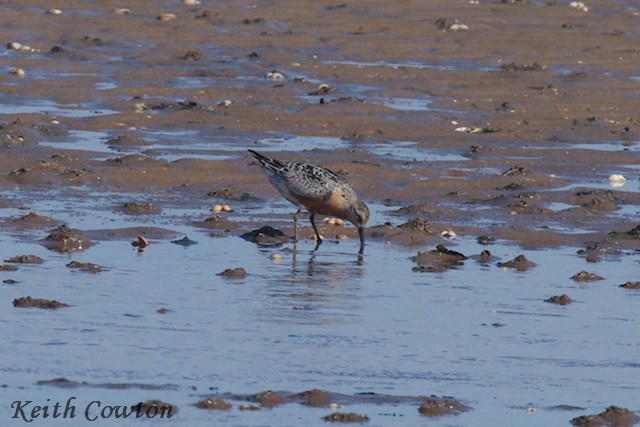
247 150 286 172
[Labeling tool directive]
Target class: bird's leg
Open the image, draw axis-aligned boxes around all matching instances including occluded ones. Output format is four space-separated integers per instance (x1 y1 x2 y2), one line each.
310 212 323 250
358 227 366 254
293 208 301 243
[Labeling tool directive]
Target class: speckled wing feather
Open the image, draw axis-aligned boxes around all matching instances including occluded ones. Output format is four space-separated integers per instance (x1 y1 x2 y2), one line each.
282 162 356 201
249 150 357 202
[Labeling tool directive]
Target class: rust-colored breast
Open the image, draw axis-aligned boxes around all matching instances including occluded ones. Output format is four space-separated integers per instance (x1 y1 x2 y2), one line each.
294 190 349 218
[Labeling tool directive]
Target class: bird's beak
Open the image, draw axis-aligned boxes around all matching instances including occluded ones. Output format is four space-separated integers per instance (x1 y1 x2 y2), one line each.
358 227 366 248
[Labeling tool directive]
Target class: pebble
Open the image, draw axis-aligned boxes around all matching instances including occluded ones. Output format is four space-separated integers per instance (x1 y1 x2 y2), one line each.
218 99 232 107
212 204 223 213
450 23 469 31
112 8 131 15
182 0 201 4
239 403 261 411
324 217 344 226
221 204 232 212
133 102 147 113
157 13 177 21
7 42 32 52
441 229 457 238
570 1 589 12
46 8 63 15
608 174 626 187
10 68 25 78
265 70 285 80
270 253 282 261
131 236 149 249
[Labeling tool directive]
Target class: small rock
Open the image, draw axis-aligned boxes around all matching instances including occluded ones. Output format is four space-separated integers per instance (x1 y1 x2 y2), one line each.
217 267 246 279
13 296 67 309
608 174 626 187
271 253 282 261
440 229 457 238
10 68 25 78
0 264 18 271
570 270 604 282
46 8 63 15
308 83 334 96
3 279 18 285
265 70 285 80
545 294 572 305
131 236 149 250
112 8 130 14
157 13 177 21
7 41 23 50
323 412 369 422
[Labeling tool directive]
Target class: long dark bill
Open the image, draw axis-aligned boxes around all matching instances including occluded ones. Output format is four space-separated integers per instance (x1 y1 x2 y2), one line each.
358 227 366 249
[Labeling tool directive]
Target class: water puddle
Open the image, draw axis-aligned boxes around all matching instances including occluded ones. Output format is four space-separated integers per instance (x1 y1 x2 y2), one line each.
0 99 117 118
568 141 639 152
40 130 113 155
324 59 495 73
381 97 433 112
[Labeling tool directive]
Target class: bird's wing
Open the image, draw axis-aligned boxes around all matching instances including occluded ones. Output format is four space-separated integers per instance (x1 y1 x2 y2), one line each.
284 162 355 201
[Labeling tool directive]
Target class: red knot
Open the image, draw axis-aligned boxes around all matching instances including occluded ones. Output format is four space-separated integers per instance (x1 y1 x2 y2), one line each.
248 150 370 251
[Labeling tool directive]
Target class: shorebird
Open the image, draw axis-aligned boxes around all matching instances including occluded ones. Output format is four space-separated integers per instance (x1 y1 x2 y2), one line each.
248 150 370 251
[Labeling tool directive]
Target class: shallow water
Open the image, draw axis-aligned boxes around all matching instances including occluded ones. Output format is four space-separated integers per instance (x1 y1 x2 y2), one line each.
1 187 639 426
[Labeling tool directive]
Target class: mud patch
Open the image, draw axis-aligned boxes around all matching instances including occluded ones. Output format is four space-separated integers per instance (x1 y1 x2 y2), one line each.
570 406 639 427
571 271 604 282
40 224 93 253
418 397 472 417
412 244 468 273
66 261 102 273
497 255 535 271
121 202 161 215
545 294 572 305
241 226 290 246
323 412 370 422
195 397 232 410
13 296 67 309
217 267 247 279
5 255 44 264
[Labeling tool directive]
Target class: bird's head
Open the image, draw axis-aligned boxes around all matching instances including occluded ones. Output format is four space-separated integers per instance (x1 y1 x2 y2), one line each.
347 200 370 228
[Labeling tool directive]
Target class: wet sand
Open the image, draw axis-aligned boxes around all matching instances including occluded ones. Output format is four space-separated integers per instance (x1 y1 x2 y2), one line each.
1 0 639 426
